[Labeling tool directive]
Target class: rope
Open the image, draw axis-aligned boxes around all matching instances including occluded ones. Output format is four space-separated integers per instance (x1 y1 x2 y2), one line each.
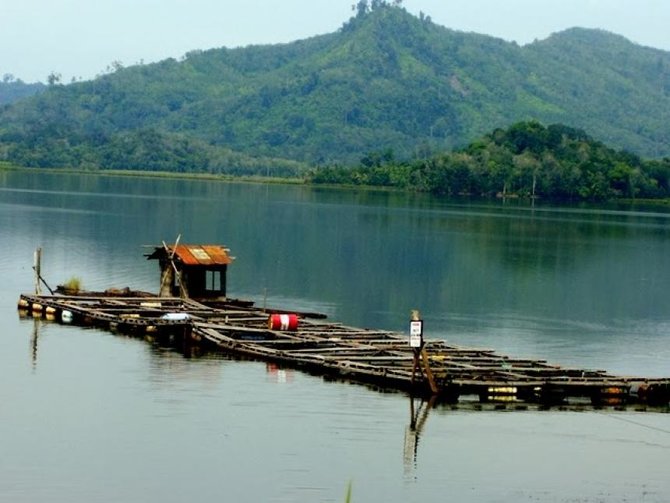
598 412 670 436
32 267 54 295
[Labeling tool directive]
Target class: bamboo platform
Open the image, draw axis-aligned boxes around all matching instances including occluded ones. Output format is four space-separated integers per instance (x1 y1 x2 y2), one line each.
18 293 670 408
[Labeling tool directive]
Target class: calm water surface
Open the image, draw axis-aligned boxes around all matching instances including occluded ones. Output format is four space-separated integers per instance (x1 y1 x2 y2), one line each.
1 170 669 502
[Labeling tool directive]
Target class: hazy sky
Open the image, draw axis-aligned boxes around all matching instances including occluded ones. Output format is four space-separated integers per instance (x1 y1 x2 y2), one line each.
2 0 668 83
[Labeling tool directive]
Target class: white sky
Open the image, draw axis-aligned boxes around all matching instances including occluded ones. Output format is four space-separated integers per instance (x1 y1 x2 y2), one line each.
1 0 668 83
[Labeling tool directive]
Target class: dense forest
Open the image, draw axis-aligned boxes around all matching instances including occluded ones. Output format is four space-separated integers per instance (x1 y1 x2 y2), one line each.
310 121 670 201
0 1 669 174
0 75 44 105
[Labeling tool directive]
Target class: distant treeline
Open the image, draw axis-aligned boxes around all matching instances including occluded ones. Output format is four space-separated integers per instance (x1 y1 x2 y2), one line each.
309 121 670 200
1 127 307 177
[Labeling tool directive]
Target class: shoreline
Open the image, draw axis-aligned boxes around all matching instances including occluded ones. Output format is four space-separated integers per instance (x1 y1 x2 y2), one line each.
3 163 670 206
0 163 410 195
0 162 306 186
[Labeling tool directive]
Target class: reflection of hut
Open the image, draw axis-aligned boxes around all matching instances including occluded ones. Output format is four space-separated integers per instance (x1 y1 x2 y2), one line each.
147 244 234 299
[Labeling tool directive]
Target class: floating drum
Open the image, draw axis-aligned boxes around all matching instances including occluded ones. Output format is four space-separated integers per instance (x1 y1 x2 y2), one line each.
17 298 30 310
61 310 73 324
485 386 518 402
161 313 191 321
268 313 299 331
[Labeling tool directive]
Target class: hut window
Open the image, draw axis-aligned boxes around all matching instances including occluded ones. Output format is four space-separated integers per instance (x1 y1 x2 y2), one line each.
206 270 222 292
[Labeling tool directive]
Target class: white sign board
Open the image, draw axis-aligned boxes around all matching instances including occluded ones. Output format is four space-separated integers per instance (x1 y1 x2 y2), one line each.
409 320 423 348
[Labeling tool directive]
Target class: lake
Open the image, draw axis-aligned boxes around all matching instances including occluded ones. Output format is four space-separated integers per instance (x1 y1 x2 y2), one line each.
1 170 669 502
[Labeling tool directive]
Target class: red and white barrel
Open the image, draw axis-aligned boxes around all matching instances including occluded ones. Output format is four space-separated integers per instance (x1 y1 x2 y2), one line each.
268 313 299 331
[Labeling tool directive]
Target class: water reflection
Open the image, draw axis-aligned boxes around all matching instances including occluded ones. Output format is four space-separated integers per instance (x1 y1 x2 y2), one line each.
267 363 295 384
403 395 437 476
4 171 670 502
30 317 40 370
16 309 44 371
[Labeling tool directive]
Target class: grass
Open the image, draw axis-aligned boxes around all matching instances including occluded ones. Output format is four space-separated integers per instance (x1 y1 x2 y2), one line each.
0 161 21 171
62 276 82 294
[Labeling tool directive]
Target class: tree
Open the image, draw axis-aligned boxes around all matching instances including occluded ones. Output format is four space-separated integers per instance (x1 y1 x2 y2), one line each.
110 60 124 73
355 0 368 17
47 71 62 86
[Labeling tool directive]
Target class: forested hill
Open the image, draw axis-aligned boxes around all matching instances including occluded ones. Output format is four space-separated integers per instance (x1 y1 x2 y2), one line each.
0 2 669 174
0 78 45 105
310 121 670 201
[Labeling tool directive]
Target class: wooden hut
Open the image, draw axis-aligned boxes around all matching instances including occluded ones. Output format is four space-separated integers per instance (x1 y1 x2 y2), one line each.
147 244 234 299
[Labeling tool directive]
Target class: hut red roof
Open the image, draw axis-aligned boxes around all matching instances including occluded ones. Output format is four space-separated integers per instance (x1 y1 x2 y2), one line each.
148 244 234 266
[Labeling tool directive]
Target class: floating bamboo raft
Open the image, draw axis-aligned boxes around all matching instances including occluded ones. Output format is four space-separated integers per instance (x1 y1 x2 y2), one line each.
18 293 670 407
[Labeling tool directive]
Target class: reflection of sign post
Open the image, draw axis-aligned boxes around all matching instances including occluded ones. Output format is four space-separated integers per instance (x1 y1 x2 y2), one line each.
409 319 423 348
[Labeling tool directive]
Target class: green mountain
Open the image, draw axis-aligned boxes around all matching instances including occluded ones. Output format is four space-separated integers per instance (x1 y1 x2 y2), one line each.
0 2 669 173
0 77 45 105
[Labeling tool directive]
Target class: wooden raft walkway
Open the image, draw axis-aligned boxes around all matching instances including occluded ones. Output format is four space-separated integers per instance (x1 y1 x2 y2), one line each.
18 293 670 407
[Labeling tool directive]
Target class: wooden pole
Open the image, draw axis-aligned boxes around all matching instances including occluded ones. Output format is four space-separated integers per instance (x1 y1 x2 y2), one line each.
162 240 187 298
158 263 174 297
34 247 42 295
409 309 438 394
409 310 423 388
411 348 420 386
420 346 439 395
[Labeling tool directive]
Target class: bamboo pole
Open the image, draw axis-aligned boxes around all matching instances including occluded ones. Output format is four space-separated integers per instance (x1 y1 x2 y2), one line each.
33 247 41 295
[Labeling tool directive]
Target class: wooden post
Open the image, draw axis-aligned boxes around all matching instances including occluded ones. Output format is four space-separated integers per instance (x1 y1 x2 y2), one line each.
421 346 439 395
158 261 174 297
34 247 42 295
162 239 188 298
177 269 189 298
408 309 438 395
409 310 422 387
410 349 420 386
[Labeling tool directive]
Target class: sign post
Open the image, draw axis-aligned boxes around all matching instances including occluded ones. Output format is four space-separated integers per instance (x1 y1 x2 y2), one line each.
409 316 423 349
409 310 423 386
409 309 438 394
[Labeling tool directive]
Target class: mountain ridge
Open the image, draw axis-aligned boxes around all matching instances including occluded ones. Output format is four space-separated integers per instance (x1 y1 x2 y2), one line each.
0 4 668 173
